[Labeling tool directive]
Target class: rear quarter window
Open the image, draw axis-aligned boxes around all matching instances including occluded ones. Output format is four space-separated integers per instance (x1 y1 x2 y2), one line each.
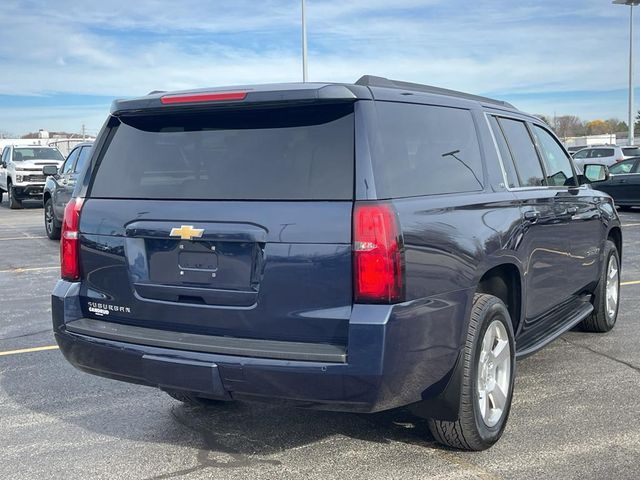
89 103 355 201
371 102 484 198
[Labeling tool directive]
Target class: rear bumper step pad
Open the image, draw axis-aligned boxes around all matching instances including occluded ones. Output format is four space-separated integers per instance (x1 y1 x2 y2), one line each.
65 318 347 363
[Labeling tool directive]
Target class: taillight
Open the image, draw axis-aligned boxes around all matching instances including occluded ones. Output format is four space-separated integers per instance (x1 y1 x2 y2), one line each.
353 202 404 303
61 197 84 281
160 91 247 104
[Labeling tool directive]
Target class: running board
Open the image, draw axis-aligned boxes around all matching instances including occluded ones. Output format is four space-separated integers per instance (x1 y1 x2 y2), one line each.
515 299 593 358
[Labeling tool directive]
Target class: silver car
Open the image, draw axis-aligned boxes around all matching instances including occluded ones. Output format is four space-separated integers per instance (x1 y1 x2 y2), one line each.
572 145 640 171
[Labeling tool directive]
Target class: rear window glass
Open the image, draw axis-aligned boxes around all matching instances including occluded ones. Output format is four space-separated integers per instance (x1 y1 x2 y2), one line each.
622 147 640 156
90 104 354 200
371 103 484 198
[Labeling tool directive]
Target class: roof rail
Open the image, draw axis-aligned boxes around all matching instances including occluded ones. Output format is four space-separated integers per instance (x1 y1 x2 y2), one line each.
355 75 516 109
147 90 167 95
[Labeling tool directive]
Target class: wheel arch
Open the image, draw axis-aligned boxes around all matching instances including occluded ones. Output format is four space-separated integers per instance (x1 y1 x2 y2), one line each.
607 226 622 258
475 262 523 334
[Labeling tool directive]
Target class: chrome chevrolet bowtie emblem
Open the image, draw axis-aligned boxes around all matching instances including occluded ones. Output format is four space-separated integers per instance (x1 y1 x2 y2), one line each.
170 225 204 240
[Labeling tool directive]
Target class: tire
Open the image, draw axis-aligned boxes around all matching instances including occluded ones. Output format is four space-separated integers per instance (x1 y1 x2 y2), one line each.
428 294 516 451
617 206 633 212
44 198 61 240
7 182 23 210
164 389 228 407
581 240 620 333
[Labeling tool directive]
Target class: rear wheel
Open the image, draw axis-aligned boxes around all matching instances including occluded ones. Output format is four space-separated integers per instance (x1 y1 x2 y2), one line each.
44 198 61 240
582 240 620 332
8 182 23 210
428 294 515 451
164 389 228 407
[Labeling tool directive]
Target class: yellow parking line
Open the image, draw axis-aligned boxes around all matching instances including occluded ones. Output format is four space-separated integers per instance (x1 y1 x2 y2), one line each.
0 345 58 357
0 266 58 274
622 280 640 286
622 223 640 227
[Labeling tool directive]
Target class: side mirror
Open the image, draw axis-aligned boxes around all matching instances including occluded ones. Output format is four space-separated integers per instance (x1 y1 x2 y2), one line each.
43 165 59 176
1 161 6 168
583 163 609 183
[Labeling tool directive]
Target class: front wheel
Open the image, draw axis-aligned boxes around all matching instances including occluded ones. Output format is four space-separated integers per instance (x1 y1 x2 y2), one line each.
428 294 516 451
581 240 620 332
8 183 23 210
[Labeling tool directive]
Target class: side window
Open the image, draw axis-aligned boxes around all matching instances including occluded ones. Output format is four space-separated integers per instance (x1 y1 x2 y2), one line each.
609 160 636 175
573 149 589 159
590 148 614 158
488 116 519 188
74 146 92 174
63 148 80 174
372 103 484 198
498 118 544 187
532 125 577 187
1 148 7 164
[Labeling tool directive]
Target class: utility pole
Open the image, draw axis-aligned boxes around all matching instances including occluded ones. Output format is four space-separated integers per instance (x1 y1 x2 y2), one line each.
613 1 640 145
82 124 86 140
629 5 635 144
301 0 308 82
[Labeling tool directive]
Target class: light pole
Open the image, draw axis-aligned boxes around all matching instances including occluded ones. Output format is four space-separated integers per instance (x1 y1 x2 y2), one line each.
301 0 308 82
614 0 640 145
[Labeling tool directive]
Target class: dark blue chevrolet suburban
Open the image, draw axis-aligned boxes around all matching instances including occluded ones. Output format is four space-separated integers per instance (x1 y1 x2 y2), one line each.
52 76 622 450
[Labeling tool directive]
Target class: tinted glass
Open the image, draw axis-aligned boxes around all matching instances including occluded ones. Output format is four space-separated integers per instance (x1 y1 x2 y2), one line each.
74 146 92 173
609 159 636 174
13 147 64 162
589 148 614 158
372 103 483 198
489 115 519 188
533 125 577 186
90 104 354 200
573 149 589 159
62 148 80 174
498 118 544 187
622 147 640 156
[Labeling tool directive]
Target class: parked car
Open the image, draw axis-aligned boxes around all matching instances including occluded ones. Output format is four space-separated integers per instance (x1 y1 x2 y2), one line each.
0 145 64 208
567 145 587 153
588 157 640 210
42 142 93 239
572 145 627 170
51 76 622 451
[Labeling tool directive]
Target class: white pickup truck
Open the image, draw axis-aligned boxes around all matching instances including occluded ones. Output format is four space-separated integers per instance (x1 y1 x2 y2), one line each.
0 145 65 209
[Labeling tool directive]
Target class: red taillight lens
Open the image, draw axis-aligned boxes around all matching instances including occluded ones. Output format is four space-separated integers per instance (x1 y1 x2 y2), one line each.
61 197 84 281
353 203 404 303
160 91 247 104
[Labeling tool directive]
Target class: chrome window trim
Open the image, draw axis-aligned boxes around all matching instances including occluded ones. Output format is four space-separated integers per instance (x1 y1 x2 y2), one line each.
483 112 584 193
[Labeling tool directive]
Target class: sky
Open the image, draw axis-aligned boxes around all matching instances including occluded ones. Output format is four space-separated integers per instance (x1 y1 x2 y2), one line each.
0 0 636 136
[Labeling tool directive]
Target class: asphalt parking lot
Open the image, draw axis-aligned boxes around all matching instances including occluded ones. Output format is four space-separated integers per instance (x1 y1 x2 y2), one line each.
1 200 639 480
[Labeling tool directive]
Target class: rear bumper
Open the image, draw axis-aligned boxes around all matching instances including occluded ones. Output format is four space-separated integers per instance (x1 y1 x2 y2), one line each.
52 281 471 413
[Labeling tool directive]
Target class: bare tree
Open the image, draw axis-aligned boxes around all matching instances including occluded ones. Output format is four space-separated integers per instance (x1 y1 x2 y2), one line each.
554 116 585 139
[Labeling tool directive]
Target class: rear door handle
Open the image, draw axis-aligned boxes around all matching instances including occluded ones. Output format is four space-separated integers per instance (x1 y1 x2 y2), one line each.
523 210 540 222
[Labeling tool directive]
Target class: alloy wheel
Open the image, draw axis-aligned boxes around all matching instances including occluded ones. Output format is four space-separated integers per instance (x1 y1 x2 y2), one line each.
477 320 511 428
